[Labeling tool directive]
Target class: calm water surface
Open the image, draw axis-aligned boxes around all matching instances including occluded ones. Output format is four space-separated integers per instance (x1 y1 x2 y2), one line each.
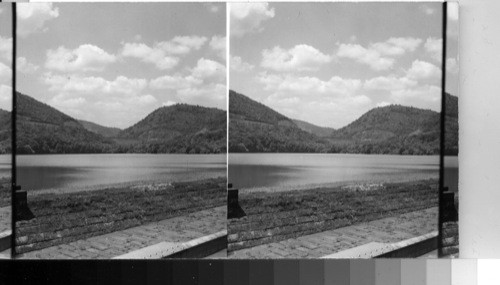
229 153 440 190
0 155 10 179
17 154 226 191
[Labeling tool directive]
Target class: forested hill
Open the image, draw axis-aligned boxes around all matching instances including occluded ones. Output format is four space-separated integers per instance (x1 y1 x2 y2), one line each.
229 90 329 153
15 93 226 154
229 90 453 155
0 109 11 154
444 93 458 155
292 119 335 137
327 105 441 155
16 92 116 154
78 120 122 138
117 104 226 154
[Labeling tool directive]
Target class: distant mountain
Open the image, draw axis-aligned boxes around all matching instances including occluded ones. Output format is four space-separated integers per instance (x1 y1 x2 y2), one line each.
16 93 226 154
0 109 11 154
16 92 116 154
444 93 458 155
229 90 328 153
118 104 226 154
78 120 122 138
292 119 335 137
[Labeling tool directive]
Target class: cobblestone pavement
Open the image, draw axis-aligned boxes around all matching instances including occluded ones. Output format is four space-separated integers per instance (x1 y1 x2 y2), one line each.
229 207 438 259
0 206 11 233
19 206 226 259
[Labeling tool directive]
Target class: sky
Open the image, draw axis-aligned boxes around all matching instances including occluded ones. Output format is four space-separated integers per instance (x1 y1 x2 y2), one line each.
230 2 459 129
16 3 226 129
0 4 12 112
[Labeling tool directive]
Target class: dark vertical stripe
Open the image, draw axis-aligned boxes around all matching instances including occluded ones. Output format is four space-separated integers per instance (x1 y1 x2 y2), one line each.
299 259 324 285
199 260 224 285
324 259 350 285
438 1 448 258
11 2 17 259
224 259 249 285
249 260 273 285
275 260 299 285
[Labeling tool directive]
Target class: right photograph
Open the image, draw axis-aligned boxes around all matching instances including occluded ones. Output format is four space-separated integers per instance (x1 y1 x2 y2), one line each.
228 2 457 258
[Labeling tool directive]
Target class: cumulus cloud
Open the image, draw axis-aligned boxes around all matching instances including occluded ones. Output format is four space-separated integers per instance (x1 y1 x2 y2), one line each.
209 35 226 60
17 57 39 73
0 84 12 111
150 75 202 90
448 2 459 21
420 4 435 15
424 37 442 62
0 62 11 84
158 36 207 55
391 85 441 105
258 72 361 95
204 3 221 13
121 36 207 70
364 75 417 91
446 57 459 74
371 37 422 56
18 3 59 37
121 42 179 70
406 60 441 80
192 58 225 80
337 43 394 71
45 44 116 72
231 56 254 72
42 73 147 95
261 45 333 72
0 36 12 63
230 3 275 37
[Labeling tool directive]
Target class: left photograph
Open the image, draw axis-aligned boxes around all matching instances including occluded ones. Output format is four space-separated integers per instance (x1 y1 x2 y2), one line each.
14 3 227 259
0 3 12 259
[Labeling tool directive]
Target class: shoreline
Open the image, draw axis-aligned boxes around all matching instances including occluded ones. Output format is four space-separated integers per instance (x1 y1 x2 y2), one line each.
228 178 439 253
16 177 226 254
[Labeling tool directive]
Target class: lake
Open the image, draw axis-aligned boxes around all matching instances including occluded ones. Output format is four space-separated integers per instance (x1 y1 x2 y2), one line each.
17 154 226 192
229 153 440 190
0 154 10 180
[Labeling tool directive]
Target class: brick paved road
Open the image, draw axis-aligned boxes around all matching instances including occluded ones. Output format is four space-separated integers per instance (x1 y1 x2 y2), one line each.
229 207 438 259
0 206 10 233
19 206 226 259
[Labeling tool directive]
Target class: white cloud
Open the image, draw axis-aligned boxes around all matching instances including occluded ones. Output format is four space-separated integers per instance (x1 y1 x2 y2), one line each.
209 35 226 60
407 60 441 80
377 101 391 108
204 3 220 13
261 45 332 72
258 72 361 95
43 73 147 95
162 100 177 107
121 36 208 70
0 62 11 84
371 37 422 56
420 4 435 15
46 44 116 72
230 3 275 37
0 84 12 111
424 37 442 62
448 2 459 21
0 36 12 63
192 58 225 80
158 36 207 55
150 75 202 90
446 57 459 74
391 85 441 105
17 57 39 73
18 3 59 37
364 75 417 91
121 42 179 70
337 43 394 71
231 56 254 72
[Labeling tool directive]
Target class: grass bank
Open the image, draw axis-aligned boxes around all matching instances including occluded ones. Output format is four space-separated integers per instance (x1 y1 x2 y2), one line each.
0 177 10 207
16 177 226 254
228 179 438 252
